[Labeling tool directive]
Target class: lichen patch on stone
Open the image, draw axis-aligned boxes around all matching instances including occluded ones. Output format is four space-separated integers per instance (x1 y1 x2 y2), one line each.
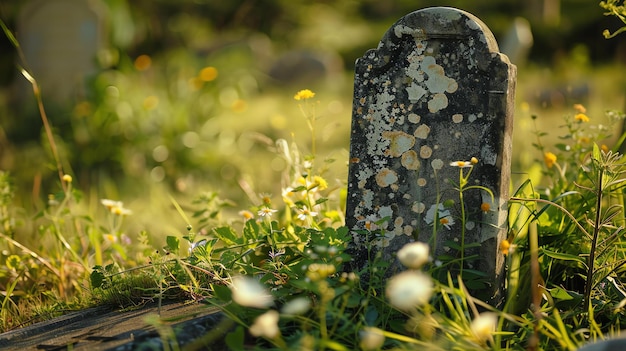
375 168 399 187
401 150 420 170
414 124 431 139
383 130 415 157
406 83 427 103
408 113 421 123
428 93 448 113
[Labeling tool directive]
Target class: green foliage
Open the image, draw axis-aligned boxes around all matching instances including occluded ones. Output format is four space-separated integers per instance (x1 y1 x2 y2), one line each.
601 0 626 38
0 171 15 237
509 105 626 349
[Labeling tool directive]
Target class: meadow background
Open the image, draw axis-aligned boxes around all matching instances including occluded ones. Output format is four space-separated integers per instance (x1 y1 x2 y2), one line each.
1 0 626 340
1 0 625 247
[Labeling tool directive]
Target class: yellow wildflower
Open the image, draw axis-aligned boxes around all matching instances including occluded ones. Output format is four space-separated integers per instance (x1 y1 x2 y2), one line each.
480 202 491 212
500 239 511 255
199 66 218 81
574 113 590 122
6 255 21 271
259 193 272 205
544 152 557 169
306 263 336 281
601 144 610 153
62 174 73 183
470 157 479 165
239 210 254 221
294 89 315 100
134 54 152 71
573 103 586 114
104 234 118 243
312 175 328 190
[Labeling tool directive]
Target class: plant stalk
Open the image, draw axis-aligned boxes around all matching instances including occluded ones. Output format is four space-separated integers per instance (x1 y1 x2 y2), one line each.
584 169 604 313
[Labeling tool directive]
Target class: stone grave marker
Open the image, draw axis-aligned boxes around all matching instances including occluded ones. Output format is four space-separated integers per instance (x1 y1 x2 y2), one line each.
500 17 533 66
345 7 516 304
16 0 106 104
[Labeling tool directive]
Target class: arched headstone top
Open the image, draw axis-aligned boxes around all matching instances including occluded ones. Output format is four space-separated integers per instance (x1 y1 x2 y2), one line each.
361 7 508 74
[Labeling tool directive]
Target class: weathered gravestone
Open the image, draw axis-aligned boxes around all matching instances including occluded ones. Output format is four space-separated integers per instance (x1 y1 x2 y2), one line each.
345 7 516 304
500 17 533 66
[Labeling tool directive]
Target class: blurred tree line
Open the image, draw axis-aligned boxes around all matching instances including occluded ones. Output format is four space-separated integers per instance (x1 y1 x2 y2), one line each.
1 0 624 84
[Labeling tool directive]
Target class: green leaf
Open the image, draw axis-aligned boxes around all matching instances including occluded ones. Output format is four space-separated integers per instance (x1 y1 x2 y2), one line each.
547 286 574 301
320 339 348 351
243 220 261 241
375 216 391 225
213 226 240 245
225 326 244 350
541 248 587 268
555 143 570 151
365 305 379 325
90 269 105 289
0 19 19 48
212 283 232 302
593 143 602 163
463 278 487 290
166 235 180 253
220 250 239 268
315 197 329 205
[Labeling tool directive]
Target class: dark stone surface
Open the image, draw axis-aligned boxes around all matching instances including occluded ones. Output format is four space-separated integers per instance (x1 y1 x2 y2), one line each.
345 7 516 304
577 338 626 351
0 301 225 351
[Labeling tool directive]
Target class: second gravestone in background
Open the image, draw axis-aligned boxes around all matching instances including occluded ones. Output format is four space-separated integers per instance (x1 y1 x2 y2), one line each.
17 0 106 104
345 7 516 304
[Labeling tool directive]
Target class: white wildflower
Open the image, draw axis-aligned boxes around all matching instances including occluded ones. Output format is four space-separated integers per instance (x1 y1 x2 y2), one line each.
397 241 430 269
281 297 311 315
249 310 280 339
471 312 497 344
230 276 273 308
386 271 433 311
359 327 385 351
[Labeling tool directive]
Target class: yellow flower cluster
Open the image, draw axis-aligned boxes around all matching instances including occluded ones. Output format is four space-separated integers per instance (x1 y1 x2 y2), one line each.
306 263 336 281
544 152 557 169
573 103 590 122
294 89 315 100
575 113 590 123
480 202 491 212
